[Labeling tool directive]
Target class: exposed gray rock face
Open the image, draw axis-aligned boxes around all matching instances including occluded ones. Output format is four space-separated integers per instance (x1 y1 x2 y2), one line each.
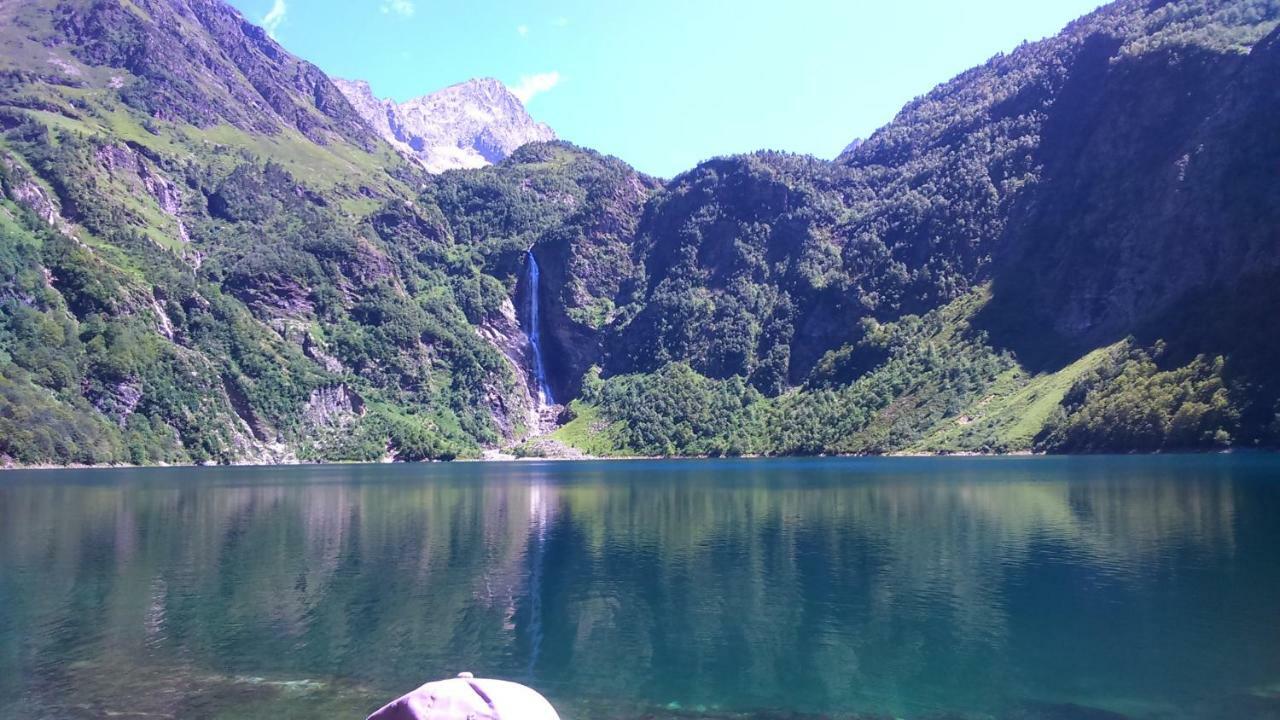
334 77 556 173
303 385 365 431
297 384 368 460
95 143 191 245
50 0 380 150
85 377 143 427
1 151 76 237
475 297 541 438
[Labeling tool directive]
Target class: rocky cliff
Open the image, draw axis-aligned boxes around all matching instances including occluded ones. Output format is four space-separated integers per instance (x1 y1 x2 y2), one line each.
334 77 556 173
1 0 1277 465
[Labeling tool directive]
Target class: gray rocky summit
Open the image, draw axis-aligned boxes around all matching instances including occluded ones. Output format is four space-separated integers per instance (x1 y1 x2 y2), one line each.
334 77 556 173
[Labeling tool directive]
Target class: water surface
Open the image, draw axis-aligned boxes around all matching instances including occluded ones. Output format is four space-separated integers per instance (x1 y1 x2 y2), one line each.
1 456 1279 719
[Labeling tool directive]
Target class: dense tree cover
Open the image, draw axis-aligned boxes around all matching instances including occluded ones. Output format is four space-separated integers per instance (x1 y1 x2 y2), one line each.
1040 346 1242 452
603 0 1279 394
774 299 1016 455
585 362 765 457
429 142 659 399
573 293 1273 457
0 90 517 463
575 291 1020 456
0 194 223 464
605 153 860 390
2 0 1278 465
0 90 664 464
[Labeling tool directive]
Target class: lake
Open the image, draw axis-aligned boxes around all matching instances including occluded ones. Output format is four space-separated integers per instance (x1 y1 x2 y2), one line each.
1 456 1278 719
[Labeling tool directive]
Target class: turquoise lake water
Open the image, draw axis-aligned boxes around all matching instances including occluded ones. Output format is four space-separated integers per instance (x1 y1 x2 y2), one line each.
1 456 1279 719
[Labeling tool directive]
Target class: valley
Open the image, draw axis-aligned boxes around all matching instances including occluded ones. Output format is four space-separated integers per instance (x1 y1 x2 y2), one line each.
0 0 1277 466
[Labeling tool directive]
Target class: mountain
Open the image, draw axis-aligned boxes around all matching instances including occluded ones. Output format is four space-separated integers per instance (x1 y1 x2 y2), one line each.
9 0 381 149
0 0 1277 467
571 0 1280 457
0 0 534 464
334 77 556 173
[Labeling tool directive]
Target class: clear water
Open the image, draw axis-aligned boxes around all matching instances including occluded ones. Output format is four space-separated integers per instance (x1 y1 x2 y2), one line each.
1 456 1279 720
524 250 555 406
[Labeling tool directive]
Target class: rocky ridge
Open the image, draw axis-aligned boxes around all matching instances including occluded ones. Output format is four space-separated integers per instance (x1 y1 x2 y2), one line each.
0 0 1277 466
334 77 556 173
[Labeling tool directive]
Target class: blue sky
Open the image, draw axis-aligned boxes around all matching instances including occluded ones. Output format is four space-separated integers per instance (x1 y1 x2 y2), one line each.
227 0 1104 177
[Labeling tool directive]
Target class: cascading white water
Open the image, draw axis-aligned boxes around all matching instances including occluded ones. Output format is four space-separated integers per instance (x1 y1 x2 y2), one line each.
524 250 555 406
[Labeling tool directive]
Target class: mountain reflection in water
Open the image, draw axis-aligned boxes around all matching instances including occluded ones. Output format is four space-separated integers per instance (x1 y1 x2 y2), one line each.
1 456 1278 720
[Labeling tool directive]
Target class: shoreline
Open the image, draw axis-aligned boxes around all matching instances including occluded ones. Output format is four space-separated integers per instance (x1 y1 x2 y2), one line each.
2 447 1270 472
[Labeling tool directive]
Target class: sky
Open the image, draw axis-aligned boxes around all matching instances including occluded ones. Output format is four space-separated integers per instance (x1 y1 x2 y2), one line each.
226 0 1105 178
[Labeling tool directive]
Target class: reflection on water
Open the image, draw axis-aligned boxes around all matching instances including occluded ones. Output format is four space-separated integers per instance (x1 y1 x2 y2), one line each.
1 456 1278 719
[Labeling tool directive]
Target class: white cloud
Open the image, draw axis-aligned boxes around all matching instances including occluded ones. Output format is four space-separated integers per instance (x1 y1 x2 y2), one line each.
380 0 415 17
261 0 286 38
510 72 560 104
516 24 529 37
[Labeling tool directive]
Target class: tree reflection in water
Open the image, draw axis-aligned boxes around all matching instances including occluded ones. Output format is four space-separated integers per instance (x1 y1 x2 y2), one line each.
1 457 1277 720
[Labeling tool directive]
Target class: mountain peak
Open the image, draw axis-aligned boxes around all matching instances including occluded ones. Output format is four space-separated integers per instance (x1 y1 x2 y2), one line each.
456 77 507 92
336 77 556 173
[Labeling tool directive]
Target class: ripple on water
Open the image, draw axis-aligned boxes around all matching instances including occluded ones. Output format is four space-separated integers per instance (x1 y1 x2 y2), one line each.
1 457 1278 720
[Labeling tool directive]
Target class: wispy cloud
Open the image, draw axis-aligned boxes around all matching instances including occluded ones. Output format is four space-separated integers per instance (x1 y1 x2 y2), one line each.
516 24 529 37
261 0 286 38
552 17 569 27
380 0 415 17
510 72 560 104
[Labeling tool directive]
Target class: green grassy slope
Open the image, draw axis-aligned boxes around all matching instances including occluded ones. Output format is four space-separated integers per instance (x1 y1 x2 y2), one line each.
2 0 1278 465
552 287 1261 457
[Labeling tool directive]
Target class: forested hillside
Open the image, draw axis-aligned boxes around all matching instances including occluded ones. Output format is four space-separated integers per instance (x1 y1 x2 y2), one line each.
1 0 1277 465
560 0 1280 457
0 0 552 464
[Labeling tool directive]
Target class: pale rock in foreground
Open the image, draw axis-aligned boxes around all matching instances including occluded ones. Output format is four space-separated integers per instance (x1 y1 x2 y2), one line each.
367 673 560 720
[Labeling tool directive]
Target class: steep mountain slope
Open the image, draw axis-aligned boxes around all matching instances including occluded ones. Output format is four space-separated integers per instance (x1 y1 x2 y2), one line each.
554 0 1280 456
427 143 659 401
599 0 1278 386
604 153 863 391
335 77 556 173
4 0 379 149
991 21 1280 352
0 0 563 464
1 0 1277 466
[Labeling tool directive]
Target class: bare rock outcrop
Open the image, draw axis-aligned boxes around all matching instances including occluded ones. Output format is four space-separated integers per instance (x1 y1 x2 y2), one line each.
334 77 555 173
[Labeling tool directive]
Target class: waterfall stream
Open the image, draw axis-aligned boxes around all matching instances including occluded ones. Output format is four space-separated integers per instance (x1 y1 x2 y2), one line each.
524 250 555 407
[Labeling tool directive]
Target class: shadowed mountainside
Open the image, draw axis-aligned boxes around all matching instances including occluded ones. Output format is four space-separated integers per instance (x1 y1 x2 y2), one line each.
1 0 1278 465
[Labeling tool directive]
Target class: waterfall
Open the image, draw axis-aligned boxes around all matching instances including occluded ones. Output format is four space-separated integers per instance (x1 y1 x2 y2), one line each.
524 250 555 406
